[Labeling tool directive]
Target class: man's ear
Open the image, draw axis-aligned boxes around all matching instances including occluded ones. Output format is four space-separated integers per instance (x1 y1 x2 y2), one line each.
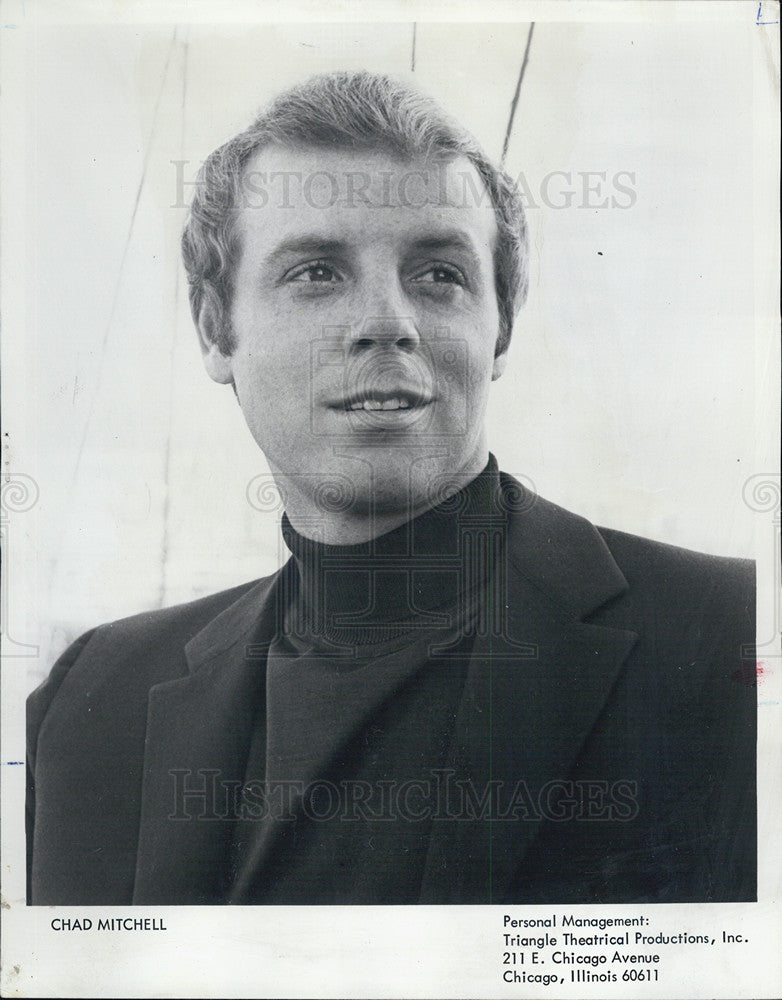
196 301 234 384
492 349 509 381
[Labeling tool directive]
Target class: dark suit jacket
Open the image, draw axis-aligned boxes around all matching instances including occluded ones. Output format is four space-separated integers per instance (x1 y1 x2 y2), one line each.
27 475 756 905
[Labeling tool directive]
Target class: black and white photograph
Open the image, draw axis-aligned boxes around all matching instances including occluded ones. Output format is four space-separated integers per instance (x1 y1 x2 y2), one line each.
1 0 779 997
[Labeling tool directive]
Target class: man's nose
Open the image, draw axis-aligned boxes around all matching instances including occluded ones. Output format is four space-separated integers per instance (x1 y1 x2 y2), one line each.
345 285 421 353
349 315 421 352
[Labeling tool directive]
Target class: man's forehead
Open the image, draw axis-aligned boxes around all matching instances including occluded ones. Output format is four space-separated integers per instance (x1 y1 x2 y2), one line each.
235 142 499 244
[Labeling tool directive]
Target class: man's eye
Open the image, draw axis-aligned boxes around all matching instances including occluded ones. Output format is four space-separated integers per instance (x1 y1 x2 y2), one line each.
287 262 342 283
411 264 465 286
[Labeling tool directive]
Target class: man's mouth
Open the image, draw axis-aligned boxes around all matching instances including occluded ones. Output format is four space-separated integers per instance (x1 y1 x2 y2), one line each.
337 390 433 412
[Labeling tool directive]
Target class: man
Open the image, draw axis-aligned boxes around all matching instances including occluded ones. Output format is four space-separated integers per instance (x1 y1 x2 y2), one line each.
27 71 756 905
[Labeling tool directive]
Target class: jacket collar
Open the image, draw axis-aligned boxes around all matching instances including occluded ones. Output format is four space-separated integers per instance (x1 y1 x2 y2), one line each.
132 569 289 903
133 475 637 904
419 476 639 902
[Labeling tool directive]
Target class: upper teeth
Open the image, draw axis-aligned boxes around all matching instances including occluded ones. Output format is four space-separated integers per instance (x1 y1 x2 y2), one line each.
350 398 412 411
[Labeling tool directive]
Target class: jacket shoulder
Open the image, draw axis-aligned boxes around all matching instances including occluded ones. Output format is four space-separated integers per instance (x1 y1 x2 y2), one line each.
590 525 755 677
27 576 269 739
95 577 265 644
596 524 755 606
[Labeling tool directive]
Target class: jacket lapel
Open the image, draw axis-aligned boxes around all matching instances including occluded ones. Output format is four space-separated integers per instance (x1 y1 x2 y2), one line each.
419 479 639 902
132 567 289 904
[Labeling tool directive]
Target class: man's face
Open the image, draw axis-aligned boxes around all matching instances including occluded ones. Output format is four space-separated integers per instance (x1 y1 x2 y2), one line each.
201 144 506 532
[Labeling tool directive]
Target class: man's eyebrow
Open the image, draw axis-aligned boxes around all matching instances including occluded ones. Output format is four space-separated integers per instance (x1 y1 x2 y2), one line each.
408 233 485 267
259 232 487 272
262 236 348 269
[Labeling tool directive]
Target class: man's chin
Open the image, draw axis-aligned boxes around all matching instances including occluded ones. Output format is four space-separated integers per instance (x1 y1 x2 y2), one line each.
348 461 468 523
270 449 484 539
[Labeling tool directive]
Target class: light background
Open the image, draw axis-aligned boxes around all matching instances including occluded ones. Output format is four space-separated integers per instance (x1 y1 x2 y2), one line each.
8 12 768 682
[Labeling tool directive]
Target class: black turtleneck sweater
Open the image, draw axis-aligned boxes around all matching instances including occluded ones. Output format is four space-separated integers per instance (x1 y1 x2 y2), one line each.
223 457 508 904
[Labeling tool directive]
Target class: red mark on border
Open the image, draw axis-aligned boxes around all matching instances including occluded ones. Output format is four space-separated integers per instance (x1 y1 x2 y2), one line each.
731 661 768 686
